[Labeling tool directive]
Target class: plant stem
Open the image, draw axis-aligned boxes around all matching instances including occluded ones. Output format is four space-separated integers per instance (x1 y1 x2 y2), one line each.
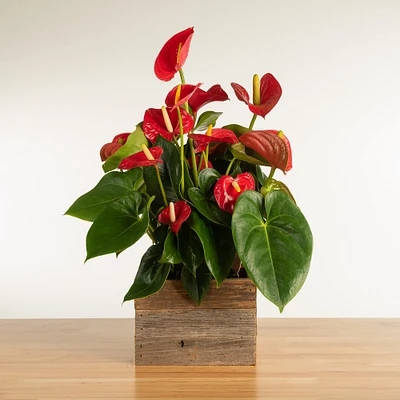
178 69 186 84
249 114 257 130
188 138 199 186
265 167 276 188
154 165 168 207
176 106 185 194
225 157 236 175
147 229 156 243
178 69 189 113
197 152 204 176
204 148 209 169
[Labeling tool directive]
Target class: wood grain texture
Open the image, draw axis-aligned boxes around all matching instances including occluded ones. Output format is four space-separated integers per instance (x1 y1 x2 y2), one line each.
135 309 256 366
134 279 257 366
1 319 400 399
134 279 256 310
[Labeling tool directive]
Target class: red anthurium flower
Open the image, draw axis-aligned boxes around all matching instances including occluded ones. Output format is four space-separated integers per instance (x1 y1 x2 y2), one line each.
187 156 213 171
158 201 192 233
188 128 238 153
231 73 282 118
119 146 163 170
143 107 194 144
166 84 229 114
214 173 255 214
239 130 292 172
100 132 130 161
171 83 202 110
154 27 194 82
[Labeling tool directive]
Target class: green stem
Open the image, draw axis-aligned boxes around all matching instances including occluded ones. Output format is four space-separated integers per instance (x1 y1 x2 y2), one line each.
189 138 199 186
225 157 236 175
197 152 204 176
178 69 189 113
147 229 156 243
204 147 209 169
178 69 186 84
264 167 276 188
154 165 168 207
176 106 185 194
249 114 257 130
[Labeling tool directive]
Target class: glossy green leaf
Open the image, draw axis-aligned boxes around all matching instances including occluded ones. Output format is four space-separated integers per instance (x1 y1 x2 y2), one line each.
181 263 211 305
65 172 135 222
143 162 177 210
125 168 145 191
188 211 231 286
198 168 220 194
255 166 268 186
155 135 193 199
178 222 204 276
188 168 230 226
153 224 169 245
159 230 182 264
222 124 250 137
194 111 223 131
232 190 313 312
123 244 170 301
229 142 270 166
188 188 231 227
102 124 148 173
212 224 237 275
85 193 150 261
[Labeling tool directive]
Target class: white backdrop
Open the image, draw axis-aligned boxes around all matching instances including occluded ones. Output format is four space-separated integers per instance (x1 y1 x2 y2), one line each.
1 0 399 318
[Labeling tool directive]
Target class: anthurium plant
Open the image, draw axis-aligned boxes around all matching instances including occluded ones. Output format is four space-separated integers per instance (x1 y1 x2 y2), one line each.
66 27 313 312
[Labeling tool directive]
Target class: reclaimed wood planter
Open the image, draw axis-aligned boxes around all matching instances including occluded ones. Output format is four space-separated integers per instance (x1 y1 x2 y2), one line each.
134 279 257 366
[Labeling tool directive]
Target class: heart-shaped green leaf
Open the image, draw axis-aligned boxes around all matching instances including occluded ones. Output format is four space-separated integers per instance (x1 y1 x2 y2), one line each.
232 190 313 312
123 244 170 301
178 222 204 276
188 211 232 286
181 263 211 305
65 171 136 222
194 111 223 131
159 230 182 264
85 193 150 261
102 124 148 173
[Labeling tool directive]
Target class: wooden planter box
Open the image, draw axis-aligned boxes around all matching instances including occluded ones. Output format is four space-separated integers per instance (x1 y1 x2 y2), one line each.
134 279 257 366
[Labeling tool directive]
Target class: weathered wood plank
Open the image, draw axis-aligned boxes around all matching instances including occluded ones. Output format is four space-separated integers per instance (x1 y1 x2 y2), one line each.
135 309 256 366
135 336 256 366
135 279 256 310
134 278 257 366
135 309 257 337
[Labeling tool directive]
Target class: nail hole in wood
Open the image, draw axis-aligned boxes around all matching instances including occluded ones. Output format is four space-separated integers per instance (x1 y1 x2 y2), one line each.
180 340 185 347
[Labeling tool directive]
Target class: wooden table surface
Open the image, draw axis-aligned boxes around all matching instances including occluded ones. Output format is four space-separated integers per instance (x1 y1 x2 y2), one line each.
1 319 399 400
